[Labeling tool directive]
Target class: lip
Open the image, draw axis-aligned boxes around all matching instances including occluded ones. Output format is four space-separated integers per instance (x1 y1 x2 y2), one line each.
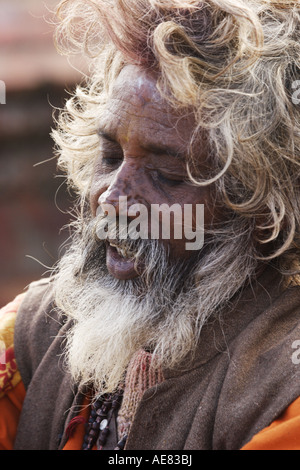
106 242 139 280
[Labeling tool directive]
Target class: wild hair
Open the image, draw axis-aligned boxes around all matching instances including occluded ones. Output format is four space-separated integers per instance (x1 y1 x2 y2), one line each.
52 0 300 276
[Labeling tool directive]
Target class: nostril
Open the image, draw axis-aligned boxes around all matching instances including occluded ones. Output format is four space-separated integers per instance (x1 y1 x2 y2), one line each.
97 186 120 210
98 192 130 218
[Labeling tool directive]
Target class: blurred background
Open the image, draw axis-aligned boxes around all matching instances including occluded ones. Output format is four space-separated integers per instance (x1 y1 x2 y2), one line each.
0 0 87 307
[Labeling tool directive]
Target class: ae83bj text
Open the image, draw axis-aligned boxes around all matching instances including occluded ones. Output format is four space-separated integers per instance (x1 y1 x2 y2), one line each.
108 454 192 467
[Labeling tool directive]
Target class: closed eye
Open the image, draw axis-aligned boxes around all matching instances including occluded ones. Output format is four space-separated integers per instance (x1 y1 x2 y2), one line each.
97 128 123 167
157 171 184 187
102 156 123 166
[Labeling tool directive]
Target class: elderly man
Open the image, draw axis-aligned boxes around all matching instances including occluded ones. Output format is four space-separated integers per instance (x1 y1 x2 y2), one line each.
1 0 300 451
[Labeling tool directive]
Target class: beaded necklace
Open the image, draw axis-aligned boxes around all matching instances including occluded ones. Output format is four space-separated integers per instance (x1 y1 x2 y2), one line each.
81 349 164 450
82 389 126 450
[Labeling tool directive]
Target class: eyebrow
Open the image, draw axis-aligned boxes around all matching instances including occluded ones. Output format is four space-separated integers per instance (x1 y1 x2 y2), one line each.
97 128 186 161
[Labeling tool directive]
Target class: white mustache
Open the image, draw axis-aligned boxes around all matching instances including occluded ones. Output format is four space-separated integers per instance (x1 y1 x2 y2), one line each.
107 240 136 260
95 213 152 260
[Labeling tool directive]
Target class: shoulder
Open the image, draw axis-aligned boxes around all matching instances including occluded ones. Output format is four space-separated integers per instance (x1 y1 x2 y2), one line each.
13 277 69 390
215 281 300 448
11 279 77 449
242 395 300 450
15 277 58 346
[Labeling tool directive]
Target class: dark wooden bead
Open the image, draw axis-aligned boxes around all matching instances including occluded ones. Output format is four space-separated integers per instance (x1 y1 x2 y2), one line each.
102 403 112 411
98 427 110 446
89 429 97 437
96 409 108 418
114 435 127 450
90 409 97 419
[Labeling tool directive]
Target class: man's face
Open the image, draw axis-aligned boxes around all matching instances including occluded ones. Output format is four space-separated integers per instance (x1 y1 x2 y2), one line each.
89 64 217 280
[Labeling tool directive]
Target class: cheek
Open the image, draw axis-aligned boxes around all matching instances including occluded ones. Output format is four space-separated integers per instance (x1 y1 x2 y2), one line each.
165 187 217 257
168 186 215 223
190 186 218 228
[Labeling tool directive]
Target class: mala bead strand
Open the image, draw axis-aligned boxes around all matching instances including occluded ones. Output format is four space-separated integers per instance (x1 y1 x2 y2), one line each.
97 390 124 450
82 396 108 450
82 390 124 450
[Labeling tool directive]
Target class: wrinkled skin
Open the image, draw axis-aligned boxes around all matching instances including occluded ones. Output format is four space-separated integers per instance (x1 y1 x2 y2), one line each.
89 65 219 280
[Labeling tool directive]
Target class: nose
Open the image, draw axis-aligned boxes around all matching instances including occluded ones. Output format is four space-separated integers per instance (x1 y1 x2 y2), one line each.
97 162 142 218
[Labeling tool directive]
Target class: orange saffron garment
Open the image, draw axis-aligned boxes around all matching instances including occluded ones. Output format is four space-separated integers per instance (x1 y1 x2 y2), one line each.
0 294 26 450
241 396 300 450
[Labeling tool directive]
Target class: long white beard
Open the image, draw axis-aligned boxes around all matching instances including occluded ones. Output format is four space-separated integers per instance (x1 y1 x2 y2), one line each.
53 213 257 395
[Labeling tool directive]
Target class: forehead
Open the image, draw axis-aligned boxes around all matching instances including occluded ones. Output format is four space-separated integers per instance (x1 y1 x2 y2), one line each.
98 65 196 153
111 65 161 107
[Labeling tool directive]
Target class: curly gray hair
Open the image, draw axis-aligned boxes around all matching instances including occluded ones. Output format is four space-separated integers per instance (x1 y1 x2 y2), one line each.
52 0 300 276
